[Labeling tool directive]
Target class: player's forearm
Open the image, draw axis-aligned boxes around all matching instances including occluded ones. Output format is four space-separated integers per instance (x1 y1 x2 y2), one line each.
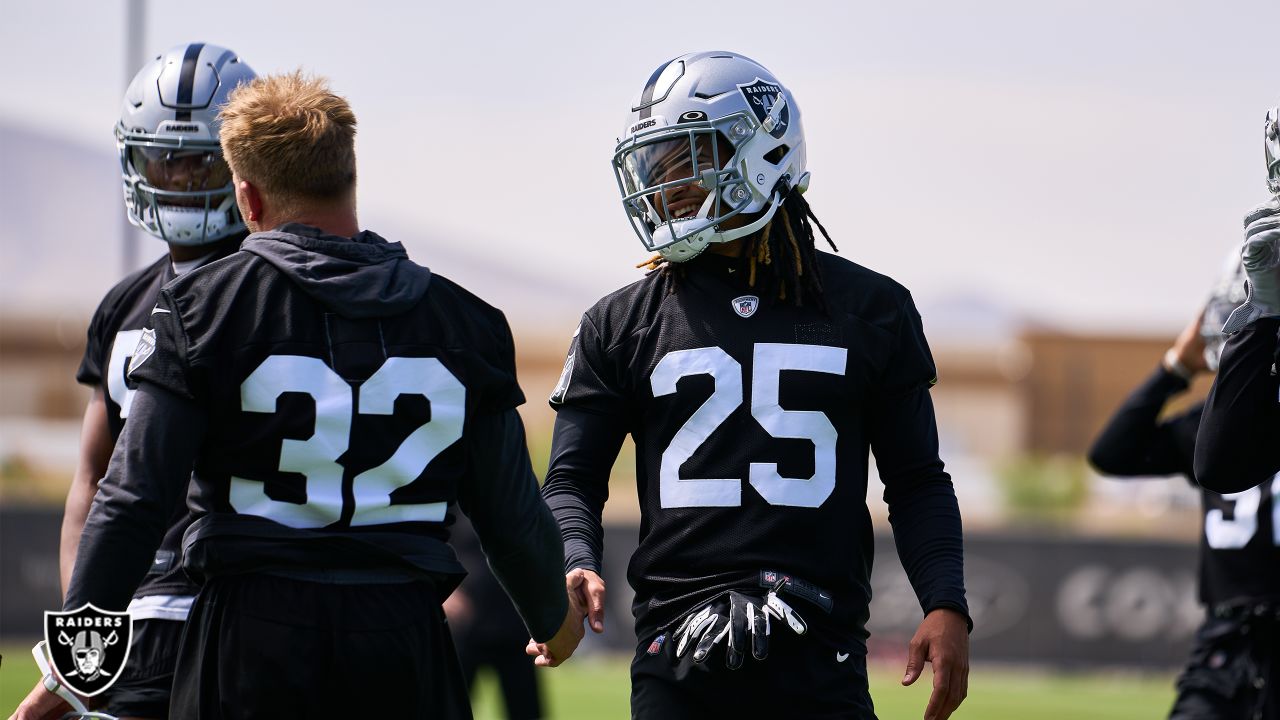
483 504 568 643
1087 366 1192 476
59 473 96 596
886 480 971 628
65 383 204 611
1195 319 1280 492
59 392 113 596
873 388 971 627
542 408 625 574
461 409 569 642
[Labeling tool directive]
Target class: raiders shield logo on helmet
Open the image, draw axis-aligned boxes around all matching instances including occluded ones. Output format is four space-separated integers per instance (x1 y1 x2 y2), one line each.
737 78 790 139
44 604 133 697
732 295 760 318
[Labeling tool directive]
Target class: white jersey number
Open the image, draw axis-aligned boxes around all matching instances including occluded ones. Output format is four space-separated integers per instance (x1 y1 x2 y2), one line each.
1204 474 1280 550
229 355 464 529
106 329 145 419
652 343 847 509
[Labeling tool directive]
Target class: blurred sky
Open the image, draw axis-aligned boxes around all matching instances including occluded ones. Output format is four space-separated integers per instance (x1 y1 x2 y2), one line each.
1 0 1277 340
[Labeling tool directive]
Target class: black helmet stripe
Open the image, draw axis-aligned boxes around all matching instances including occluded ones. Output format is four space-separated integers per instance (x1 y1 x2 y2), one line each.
636 58 677 120
174 42 205 121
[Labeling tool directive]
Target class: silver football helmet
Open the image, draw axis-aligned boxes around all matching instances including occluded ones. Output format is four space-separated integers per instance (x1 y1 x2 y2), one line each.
1201 245 1249 370
1266 107 1280 195
612 51 809 262
116 43 255 246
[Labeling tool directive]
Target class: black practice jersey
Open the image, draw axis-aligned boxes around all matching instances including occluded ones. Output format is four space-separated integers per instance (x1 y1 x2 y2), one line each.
1196 319 1280 493
543 251 968 642
128 235 523 581
1089 365 1280 607
76 239 238 598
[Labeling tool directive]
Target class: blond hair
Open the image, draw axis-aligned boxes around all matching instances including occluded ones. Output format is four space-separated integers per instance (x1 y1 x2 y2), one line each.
218 71 357 205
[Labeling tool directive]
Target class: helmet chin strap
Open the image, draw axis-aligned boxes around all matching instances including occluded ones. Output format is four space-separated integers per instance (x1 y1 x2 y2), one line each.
714 191 781 244
651 190 783 262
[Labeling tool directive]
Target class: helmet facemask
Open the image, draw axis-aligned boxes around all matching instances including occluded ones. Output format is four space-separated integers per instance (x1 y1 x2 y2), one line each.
614 111 798 262
118 126 240 246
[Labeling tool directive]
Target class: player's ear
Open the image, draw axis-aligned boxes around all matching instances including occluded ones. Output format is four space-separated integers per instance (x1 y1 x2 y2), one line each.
235 176 264 228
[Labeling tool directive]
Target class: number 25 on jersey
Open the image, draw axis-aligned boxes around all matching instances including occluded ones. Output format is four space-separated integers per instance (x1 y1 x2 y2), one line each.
653 343 846 510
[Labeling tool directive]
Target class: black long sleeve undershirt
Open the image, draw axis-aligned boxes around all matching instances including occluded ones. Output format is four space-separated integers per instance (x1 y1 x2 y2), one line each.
66 383 204 612
540 407 628 575
1087 365 1199 481
1195 319 1280 493
872 386 971 628
457 409 568 642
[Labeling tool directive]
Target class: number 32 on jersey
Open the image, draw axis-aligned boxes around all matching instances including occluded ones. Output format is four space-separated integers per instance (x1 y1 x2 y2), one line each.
229 355 464 529
652 343 846 510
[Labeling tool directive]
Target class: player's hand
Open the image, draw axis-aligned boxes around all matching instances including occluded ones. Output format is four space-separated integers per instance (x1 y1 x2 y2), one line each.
1223 197 1280 333
8 683 71 720
673 589 806 668
902 607 970 720
1167 308 1209 376
525 569 594 667
568 567 607 634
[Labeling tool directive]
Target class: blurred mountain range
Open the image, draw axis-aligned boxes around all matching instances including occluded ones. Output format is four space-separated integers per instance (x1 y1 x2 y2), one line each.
0 121 597 343
0 121 1031 347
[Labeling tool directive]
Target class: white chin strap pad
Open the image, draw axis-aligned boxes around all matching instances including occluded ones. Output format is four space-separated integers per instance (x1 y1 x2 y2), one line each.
652 192 782 263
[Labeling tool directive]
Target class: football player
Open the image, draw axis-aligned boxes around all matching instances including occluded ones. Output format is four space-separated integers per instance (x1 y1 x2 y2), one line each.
13 72 581 720
532 52 971 719
1088 258 1280 719
1195 106 1280 494
12 42 255 720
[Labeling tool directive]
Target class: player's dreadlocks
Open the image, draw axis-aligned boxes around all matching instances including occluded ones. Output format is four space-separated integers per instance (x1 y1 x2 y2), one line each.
640 182 839 311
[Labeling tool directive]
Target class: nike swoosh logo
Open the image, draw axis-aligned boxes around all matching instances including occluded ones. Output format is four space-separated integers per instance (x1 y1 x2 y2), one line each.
151 307 171 315
836 652 849 663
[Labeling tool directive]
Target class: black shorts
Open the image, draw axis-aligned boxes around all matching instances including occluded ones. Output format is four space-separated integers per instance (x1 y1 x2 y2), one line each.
171 574 471 720
630 619 875 719
1170 609 1280 720
104 617 185 718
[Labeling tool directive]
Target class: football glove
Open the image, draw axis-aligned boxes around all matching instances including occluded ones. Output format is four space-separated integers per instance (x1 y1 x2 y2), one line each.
1223 197 1280 334
672 589 807 669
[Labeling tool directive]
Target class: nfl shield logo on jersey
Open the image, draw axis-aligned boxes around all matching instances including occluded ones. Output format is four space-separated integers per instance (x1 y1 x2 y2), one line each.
732 295 760 318
44 604 133 697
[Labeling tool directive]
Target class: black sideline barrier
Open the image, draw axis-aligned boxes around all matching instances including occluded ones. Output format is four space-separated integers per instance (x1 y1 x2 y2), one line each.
0 507 1197 668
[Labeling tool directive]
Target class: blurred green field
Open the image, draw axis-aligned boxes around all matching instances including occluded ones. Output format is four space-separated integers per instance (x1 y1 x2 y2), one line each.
1 643 1177 719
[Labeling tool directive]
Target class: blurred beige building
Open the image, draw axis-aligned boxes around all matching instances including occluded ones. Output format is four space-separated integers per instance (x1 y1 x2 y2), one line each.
1 314 1208 521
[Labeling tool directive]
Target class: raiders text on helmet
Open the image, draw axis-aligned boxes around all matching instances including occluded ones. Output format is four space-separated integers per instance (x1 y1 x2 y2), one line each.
612 51 809 262
116 43 256 246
